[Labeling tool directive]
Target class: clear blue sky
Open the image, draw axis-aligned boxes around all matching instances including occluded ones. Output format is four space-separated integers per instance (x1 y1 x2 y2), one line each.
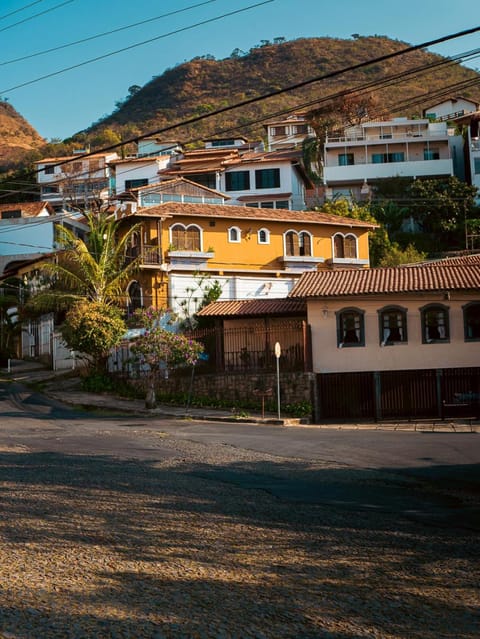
1 0 479 141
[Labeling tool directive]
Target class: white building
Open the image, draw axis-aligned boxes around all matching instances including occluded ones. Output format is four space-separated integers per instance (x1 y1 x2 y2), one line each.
323 117 457 200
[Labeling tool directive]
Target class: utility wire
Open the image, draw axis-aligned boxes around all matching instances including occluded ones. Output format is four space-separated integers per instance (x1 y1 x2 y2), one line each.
0 0 47 21
1 29 479 200
0 0 74 34
0 0 218 68
0 0 275 94
23 24 479 172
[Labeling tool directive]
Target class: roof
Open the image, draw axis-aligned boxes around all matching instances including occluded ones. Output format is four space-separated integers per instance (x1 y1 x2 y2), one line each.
197 297 306 317
126 177 228 199
289 259 480 298
131 201 378 228
34 152 118 164
108 155 170 165
0 202 53 217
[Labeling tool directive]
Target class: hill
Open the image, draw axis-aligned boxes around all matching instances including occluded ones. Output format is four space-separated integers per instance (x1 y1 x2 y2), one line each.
0 101 45 169
83 35 480 147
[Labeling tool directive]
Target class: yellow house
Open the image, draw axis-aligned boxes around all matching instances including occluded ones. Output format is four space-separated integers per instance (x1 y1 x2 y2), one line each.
116 200 377 317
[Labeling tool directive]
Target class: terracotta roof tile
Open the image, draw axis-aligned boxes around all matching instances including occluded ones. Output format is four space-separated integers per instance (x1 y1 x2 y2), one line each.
289 260 480 298
0 202 53 217
134 201 377 228
197 298 306 317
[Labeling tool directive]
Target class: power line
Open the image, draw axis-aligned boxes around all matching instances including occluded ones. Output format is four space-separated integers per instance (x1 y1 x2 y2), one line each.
0 0 275 94
2 28 480 201
0 0 218 68
25 24 479 171
0 0 74 34
0 0 47 22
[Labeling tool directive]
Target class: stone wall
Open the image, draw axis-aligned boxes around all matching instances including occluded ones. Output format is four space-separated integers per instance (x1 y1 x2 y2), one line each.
157 369 314 412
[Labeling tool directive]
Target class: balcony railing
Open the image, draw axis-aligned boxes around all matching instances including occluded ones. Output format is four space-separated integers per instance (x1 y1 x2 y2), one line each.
326 131 448 144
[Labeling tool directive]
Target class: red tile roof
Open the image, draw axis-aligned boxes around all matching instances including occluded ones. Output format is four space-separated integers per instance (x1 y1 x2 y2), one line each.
289 260 480 298
197 298 306 317
134 201 377 228
0 202 53 217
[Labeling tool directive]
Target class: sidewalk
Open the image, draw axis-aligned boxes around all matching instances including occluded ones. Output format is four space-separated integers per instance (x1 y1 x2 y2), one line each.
2 359 479 433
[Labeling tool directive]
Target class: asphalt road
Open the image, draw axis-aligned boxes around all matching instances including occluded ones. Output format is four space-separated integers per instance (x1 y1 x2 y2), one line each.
1 380 479 530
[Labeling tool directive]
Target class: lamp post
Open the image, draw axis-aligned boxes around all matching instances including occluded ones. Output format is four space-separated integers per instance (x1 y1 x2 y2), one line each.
274 341 281 420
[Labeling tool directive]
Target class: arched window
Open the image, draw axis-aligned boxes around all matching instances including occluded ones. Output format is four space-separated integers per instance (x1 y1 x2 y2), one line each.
463 302 480 341
420 304 450 343
258 228 270 244
284 230 312 256
170 223 201 251
333 233 357 259
379 306 408 345
127 280 142 316
336 308 365 347
228 226 241 243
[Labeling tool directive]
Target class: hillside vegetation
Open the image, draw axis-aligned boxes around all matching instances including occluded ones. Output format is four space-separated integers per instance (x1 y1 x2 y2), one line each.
83 35 480 147
0 102 45 169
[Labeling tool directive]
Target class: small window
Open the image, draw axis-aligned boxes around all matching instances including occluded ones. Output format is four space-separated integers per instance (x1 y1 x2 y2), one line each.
225 171 250 191
228 226 241 243
125 178 149 189
338 153 354 166
424 148 440 160
337 308 365 347
473 158 480 175
44 165 55 175
255 168 280 189
421 304 449 343
464 302 480 341
379 306 408 345
258 228 270 244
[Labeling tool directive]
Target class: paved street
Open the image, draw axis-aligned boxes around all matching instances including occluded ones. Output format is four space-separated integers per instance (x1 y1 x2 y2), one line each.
0 378 479 638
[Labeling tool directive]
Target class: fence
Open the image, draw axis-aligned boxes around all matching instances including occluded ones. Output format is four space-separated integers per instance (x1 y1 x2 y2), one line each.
316 367 480 421
186 320 310 373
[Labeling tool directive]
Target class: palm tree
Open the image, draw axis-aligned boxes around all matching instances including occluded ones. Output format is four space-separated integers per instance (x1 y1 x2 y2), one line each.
29 212 142 312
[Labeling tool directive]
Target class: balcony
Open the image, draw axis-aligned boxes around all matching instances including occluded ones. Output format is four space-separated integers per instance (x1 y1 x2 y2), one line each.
325 130 448 146
324 159 453 183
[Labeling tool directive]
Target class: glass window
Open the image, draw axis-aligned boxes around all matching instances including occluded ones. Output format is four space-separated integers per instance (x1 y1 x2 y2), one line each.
228 227 241 243
474 158 480 175
258 228 270 244
44 165 55 175
338 153 354 166
337 309 365 347
379 307 408 345
255 168 280 189
125 178 148 189
421 304 449 342
275 200 289 209
171 224 201 251
189 173 217 189
225 171 250 191
464 302 480 340
424 148 440 160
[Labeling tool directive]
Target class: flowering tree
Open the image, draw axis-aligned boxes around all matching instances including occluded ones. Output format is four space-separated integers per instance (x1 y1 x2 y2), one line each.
130 308 204 408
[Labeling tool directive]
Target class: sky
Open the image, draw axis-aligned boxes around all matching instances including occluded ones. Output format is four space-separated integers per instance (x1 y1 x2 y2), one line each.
0 0 479 141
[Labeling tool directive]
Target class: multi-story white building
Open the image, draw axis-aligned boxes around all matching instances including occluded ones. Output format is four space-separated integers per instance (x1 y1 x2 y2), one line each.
35 151 119 210
323 117 457 200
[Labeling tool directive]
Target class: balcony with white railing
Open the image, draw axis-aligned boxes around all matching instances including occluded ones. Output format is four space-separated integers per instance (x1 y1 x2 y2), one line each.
324 158 454 183
325 130 449 146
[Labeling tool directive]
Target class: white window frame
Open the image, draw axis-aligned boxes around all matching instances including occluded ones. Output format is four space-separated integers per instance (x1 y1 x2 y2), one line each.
228 226 241 243
257 228 270 244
